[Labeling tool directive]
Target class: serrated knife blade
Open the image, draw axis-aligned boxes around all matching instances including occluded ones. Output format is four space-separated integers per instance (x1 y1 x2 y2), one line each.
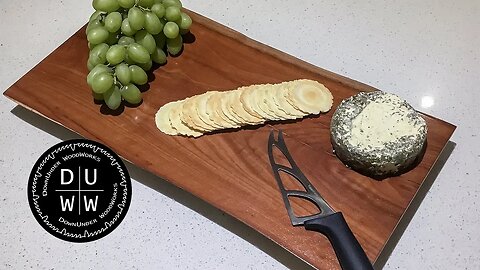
268 130 373 270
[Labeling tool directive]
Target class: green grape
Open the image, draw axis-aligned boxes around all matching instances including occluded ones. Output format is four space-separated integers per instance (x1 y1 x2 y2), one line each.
151 47 167 64
154 33 166 49
86 0 191 111
105 12 122 33
92 73 114 94
89 11 103 22
87 60 96 71
105 31 120 45
162 0 182 8
118 36 135 46
166 35 182 55
137 60 153 71
120 84 142 104
165 6 181 22
87 26 109 45
144 12 163 35
86 18 103 35
104 86 122 110
92 0 119 12
127 43 151 64
128 7 145 31
129 65 148 85
117 0 135 9
137 0 154 8
135 30 156 54
163 22 179 39
151 3 166 18
124 53 136 65
121 18 137 36
87 64 111 86
89 43 109 66
177 12 192 30
179 28 189 35
115 63 131 85
106 45 126 65
92 91 104 101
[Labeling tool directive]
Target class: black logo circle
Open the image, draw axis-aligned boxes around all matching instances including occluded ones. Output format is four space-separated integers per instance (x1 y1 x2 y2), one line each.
27 139 131 242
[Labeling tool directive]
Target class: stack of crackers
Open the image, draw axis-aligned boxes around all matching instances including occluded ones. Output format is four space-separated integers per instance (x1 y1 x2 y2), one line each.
155 79 333 137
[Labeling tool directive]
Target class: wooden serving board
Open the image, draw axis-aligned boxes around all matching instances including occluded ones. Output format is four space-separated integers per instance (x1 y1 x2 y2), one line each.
4 10 455 269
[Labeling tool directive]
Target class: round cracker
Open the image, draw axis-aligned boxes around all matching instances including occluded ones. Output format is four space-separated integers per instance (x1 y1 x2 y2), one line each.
220 91 244 126
169 101 203 137
197 92 224 129
274 84 306 118
214 92 242 127
239 86 266 119
256 85 283 120
206 92 239 129
155 102 178 135
285 80 333 114
229 89 264 125
264 86 293 120
315 84 334 112
305 80 333 112
180 96 215 132
244 85 275 120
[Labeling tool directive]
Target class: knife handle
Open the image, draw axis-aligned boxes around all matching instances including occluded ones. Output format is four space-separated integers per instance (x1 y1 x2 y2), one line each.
304 212 373 270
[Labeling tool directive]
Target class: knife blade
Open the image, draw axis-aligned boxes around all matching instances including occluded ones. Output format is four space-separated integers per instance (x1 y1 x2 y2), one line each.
268 130 373 270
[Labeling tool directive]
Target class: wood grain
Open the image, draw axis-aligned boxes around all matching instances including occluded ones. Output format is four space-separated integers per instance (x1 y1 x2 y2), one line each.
4 10 455 270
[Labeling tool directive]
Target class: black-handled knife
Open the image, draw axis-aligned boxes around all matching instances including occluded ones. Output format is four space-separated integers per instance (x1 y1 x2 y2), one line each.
268 130 373 270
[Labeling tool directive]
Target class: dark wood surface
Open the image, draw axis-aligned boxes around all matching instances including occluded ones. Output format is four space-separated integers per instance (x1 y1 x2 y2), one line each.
4 10 455 270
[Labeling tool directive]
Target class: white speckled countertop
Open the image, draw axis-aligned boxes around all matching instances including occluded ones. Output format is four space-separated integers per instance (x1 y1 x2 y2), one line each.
1 1 479 269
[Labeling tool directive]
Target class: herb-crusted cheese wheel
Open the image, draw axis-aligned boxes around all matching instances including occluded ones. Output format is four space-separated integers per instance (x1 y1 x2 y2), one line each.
330 91 427 178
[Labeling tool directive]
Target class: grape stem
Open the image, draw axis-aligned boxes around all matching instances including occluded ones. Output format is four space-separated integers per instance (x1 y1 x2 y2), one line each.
137 6 151 12
98 13 106 23
112 73 123 88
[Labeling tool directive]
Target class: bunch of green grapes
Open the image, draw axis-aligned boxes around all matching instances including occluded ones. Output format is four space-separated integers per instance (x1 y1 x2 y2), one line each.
86 0 192 110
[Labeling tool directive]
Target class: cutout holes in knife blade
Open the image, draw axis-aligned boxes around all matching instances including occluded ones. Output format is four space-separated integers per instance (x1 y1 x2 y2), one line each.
278 171 306 192
288 195 322 218
272 146 292 169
